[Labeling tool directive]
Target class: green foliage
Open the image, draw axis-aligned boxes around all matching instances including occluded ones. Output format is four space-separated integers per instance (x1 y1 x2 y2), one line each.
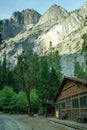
0 54 7 89
48 67 59 98
36 55 61 105
1 86 15 112
24 50 39 83
70 9 80 14
0 48 62 113
9 93 17 112
82 33 87 52
47 50 62 79
6 70 15 88
74 61 86 78
15 49 39 88
14 49 62 108
16 91 27 112
36 56 50 103
14 50 40 115
0 90 4 110
74 33 87 78
30 89 40 112
12 72 21 93
0 54 15 90
0 86 27 113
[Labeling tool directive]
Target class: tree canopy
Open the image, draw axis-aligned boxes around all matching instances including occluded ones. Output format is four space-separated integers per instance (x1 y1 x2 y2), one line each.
74 33 87 78
0 48 62 114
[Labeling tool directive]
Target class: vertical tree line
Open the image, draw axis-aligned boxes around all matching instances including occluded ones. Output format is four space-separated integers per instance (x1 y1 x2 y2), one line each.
74 33 87 78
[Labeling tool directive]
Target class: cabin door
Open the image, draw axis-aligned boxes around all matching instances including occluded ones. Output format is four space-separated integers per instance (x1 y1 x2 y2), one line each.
59 103 62 119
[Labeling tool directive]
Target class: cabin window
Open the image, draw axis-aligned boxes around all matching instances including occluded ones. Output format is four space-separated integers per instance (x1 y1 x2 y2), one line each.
72 98 78 108
80 96 87 108
55 104 59 110
62 102 65 109
59 103 62 109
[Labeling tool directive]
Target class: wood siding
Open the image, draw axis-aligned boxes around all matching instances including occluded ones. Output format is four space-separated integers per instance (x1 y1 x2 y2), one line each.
56 79 87 102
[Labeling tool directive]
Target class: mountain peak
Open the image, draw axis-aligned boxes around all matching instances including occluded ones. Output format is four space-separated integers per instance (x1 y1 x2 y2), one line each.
46 4 68 15
82 1 87 9
49 4 60 9
78 1 87 18
10 8 41 25
37 4 69 26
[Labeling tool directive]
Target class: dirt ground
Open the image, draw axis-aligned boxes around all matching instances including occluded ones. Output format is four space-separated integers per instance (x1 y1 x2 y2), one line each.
9 114 68 130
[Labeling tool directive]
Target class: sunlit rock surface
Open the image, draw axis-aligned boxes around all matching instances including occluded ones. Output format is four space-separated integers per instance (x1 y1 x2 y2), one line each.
0 2 87 75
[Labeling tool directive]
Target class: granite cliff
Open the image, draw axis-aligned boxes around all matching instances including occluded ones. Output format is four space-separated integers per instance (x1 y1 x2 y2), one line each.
0 2 87 76
2 9 41 40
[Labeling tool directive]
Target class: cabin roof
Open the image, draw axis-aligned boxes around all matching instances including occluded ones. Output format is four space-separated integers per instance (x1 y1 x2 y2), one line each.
53 76 87 102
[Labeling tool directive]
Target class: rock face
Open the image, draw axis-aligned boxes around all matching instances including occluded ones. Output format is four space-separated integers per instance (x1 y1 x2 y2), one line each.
2 19 24 40
36 5 69 27
0 2 87 76
2 9 41 39
10 9 41 25
79 1 87 18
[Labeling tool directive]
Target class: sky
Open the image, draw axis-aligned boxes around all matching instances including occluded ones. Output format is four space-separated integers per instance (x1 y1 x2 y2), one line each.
0 0 87 19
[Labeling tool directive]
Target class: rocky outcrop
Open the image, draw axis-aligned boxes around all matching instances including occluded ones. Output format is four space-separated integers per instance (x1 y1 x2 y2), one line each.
2 9 41 40
2 19 24 40
10 11 24 24
10 9 41 25
34 12 83 54
79 1 87 18
36 4 69 27
0 2 87 75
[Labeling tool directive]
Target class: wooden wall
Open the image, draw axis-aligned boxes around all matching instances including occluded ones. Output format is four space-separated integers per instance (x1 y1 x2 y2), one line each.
56 79 87 102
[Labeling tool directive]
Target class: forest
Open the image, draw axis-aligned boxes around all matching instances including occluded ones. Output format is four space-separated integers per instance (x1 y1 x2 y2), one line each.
0 47 62 114
0 21 62 115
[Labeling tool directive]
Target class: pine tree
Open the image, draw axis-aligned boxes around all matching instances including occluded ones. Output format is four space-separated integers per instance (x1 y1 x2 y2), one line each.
0 53 7 89
48 67 59 99
74 33 87 78
36 56 49 103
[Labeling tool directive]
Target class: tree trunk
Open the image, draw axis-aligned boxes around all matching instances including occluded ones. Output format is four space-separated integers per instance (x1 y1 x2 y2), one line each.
22 77 31 116
16 63 31 116
26 86 31 116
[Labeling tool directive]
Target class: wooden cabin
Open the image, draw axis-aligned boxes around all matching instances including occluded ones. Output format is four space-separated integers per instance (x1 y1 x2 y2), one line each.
54 76 87 120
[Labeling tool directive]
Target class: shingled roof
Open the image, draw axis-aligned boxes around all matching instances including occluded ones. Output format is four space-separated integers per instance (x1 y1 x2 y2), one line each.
64 76 87 84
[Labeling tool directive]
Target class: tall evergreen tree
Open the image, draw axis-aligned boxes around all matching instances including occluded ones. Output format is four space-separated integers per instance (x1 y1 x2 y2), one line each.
74 33 87 78
48 50 62 85
36 56 49 104
48 67 59 99
0 53 7 89
81 33 87 78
